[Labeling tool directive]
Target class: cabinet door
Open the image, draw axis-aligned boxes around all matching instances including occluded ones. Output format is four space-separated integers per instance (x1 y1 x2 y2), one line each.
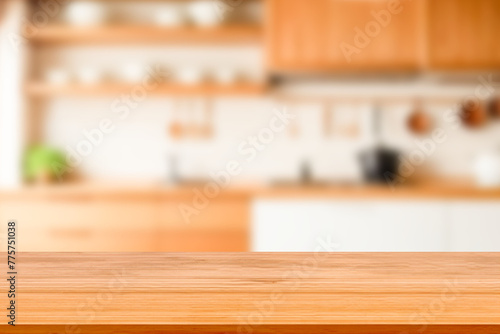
0 199 158 252
448 202 500 251
252 200 332 251
157 198 249 252
252 200 447 251
267 0 326 70
267 0 423 71
428 0 500 68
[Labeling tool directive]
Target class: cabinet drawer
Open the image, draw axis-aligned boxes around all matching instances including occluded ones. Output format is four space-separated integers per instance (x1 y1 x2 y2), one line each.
0 199 158 252
157 198 250 251
159 198 249 231
19 228 156 252
0 199 158 230
153 230 248 252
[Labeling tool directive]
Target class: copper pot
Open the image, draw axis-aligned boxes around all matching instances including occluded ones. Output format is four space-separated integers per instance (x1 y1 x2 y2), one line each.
488 96 500 118
407 109 432 135
460 99 487 128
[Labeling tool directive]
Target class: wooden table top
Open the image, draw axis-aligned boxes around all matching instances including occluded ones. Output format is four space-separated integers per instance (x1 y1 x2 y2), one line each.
2 252 499 328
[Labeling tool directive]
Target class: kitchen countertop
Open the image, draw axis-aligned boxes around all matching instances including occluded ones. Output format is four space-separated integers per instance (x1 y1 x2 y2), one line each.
1 178 500 200
2 252 499 332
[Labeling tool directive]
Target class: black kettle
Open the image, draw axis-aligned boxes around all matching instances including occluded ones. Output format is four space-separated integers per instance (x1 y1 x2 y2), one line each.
359 106 400 184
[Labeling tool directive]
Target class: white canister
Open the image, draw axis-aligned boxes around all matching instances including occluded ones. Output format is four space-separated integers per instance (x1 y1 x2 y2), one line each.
473 150 500 188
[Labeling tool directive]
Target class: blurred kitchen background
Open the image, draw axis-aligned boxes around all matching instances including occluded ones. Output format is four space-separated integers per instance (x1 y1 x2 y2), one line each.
0 0 499 252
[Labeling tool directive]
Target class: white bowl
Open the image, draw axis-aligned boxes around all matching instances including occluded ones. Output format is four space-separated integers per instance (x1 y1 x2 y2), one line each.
187 1 222 27
474 151 500 188
213 68 239 85
176 67 205 85
75 67 102 85
121 63 148 84
154 4 185 27
64 1 107 26
45 68 70 85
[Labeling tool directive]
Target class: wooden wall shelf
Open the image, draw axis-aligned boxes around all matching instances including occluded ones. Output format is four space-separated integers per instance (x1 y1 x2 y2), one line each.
26 82 267 97
28 25 263 45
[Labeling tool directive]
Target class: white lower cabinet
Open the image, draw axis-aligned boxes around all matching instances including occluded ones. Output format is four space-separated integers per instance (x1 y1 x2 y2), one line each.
252 199 500 252
448 202 500 251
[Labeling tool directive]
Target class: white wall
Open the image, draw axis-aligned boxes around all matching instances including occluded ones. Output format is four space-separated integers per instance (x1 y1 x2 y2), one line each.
43 84 500 183
0 0 25 188
32 38 500 183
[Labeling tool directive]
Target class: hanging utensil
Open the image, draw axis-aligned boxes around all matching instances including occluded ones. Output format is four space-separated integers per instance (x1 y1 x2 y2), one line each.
407 100 433 135
488 95 500 118
203 98 214 139
169 99 183 139
323 102 332 137
287 103 299 139
460 98 487 128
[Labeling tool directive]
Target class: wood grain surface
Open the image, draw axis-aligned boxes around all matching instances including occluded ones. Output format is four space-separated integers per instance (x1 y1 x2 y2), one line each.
0 252 499 328
28 25 263 45
2 180 500 200
4 325 500 334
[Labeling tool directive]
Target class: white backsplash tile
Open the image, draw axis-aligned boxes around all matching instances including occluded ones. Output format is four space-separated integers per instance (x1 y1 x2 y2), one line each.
44 86 500 182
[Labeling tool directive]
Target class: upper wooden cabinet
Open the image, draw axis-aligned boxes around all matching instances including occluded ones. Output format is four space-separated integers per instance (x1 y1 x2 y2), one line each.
266 0 424 71
427 0 500 69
